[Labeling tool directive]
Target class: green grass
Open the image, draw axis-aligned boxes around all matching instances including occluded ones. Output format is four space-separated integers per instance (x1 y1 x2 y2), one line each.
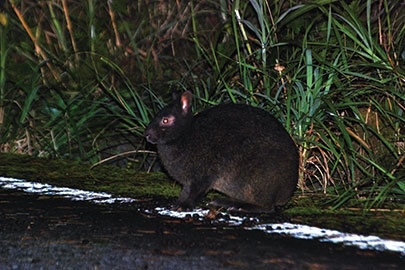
0 0 404 209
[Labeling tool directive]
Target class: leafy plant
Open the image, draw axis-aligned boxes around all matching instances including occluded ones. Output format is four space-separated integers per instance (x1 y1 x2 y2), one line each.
190 0 405 207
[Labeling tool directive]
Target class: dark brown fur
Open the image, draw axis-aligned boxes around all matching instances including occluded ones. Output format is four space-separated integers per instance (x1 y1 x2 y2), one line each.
144 91 298 212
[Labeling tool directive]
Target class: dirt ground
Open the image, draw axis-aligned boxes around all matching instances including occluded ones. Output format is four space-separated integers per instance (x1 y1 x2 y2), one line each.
1 189 404 270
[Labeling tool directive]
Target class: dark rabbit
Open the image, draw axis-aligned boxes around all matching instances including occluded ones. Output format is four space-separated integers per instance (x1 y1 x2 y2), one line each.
144 91 298 212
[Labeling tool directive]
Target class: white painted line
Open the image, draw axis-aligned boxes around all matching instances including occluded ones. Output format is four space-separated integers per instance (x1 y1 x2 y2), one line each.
0 176 136 204
1 176 404 255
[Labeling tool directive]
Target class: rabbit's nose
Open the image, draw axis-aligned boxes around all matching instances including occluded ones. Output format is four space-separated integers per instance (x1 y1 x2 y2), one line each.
144 129 157 144
145 134 152 143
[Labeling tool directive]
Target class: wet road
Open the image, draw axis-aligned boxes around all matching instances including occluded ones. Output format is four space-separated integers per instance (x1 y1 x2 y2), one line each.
1 189 404 269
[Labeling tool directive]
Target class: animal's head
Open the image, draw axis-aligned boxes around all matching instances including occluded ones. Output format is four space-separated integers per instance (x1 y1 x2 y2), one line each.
144 91 193 144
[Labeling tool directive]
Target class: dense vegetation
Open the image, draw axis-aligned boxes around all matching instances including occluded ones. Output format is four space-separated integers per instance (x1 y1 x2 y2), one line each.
0 0 404 208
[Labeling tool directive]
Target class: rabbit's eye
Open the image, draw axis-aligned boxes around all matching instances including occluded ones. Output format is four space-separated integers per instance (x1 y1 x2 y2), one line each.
160 115 175 127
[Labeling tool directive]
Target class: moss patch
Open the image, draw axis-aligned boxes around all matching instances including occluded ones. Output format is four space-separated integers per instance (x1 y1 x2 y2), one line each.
0 152 180 199
284 195 405 241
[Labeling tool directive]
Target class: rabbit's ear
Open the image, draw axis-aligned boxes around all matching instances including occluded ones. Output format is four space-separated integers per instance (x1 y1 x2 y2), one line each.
180 91 193 115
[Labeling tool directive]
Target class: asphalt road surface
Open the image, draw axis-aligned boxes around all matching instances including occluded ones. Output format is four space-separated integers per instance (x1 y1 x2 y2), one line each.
1 189 404 269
